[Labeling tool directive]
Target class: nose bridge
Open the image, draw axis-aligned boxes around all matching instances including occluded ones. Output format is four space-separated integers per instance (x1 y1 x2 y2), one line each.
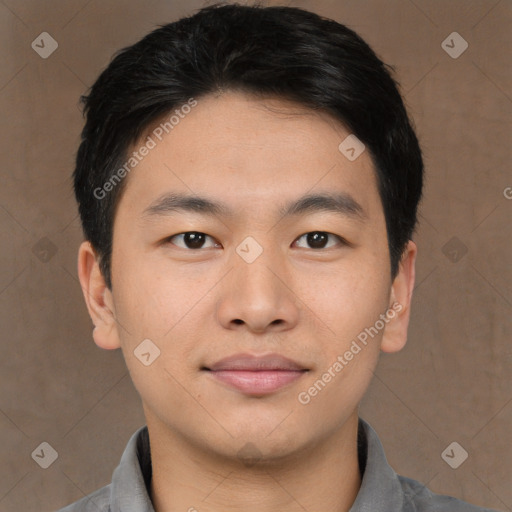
233 237 284 300
215 236 299 332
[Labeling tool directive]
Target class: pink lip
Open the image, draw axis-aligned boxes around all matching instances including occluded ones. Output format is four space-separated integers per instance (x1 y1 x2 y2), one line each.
204 353 308 395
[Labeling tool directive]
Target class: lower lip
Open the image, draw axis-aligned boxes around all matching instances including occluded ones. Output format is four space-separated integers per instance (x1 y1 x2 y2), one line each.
207 370 306 395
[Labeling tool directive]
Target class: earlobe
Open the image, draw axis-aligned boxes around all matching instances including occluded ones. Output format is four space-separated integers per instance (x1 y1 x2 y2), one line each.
380 240 417 354
77 241 121 350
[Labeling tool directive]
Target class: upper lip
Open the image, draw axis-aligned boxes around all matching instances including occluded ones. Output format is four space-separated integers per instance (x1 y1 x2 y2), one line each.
205 353 307 372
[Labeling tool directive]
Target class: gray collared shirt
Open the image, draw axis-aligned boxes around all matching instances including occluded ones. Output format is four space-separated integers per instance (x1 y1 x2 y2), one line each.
57 418 497 512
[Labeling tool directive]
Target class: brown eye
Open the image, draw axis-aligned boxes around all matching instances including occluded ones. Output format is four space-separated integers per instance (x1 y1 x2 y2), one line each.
166 232 219 249
294 231 343 249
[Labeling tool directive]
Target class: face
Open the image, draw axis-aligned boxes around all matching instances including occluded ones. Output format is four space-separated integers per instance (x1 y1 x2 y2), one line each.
79 91 416 461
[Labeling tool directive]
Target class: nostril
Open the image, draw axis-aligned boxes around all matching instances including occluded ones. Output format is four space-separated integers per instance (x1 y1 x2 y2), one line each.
233 319 244 325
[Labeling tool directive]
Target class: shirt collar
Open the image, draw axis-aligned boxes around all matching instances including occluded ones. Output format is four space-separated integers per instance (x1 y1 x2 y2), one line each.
109 418 404 512
350 418 404 511
110 423 154 512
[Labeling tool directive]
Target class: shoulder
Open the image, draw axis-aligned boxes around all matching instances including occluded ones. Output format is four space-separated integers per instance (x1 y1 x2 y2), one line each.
55 424 151 512
55 484 111 512
357 418 498 512
399 474 499 512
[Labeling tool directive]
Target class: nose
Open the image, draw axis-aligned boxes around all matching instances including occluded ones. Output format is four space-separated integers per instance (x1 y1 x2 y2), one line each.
215 245 300 334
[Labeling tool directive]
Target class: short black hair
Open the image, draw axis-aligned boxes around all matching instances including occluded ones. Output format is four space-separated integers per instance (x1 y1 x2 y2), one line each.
74 2 423 290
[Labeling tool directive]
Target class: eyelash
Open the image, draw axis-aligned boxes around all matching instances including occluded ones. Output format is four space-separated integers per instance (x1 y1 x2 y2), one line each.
164 231 348 250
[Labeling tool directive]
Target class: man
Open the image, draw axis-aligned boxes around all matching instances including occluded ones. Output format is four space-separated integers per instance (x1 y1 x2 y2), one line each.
59 3 497 511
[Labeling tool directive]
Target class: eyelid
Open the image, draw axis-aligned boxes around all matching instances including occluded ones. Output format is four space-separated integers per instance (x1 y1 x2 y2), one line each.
165 232 220 249
293 231 348 249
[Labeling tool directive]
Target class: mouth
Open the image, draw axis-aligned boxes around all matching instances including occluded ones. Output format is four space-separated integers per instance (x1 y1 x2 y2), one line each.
202 353 309 396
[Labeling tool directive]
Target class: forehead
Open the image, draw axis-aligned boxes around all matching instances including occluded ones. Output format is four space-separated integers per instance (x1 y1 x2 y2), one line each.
117 91 382 223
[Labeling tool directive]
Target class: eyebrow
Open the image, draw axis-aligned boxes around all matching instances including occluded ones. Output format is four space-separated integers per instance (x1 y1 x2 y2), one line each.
141 191 366 222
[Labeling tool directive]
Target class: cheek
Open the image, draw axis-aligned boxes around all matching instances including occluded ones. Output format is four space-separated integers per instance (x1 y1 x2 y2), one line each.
110 267 204 421
298 257 391 345
295 269 388 417
110 249 221 382
111 245 194 338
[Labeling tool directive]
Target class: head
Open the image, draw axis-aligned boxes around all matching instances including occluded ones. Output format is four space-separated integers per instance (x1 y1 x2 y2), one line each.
76 3 422 462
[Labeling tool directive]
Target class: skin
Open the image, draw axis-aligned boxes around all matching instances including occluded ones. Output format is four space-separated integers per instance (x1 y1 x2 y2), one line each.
78 90 416 512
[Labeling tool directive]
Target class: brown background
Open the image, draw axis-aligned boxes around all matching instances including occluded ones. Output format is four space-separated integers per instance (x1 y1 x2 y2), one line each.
0 0 510 511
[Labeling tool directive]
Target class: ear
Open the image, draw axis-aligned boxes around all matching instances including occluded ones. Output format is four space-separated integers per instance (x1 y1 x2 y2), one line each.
77 241 121 350
380 240 417 354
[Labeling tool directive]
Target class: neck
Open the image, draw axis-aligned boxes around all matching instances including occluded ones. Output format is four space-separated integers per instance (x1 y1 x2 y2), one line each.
147 411 362 512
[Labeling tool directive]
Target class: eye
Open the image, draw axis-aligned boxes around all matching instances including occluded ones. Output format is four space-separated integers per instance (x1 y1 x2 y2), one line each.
165 231 220 250
293 231 345 250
